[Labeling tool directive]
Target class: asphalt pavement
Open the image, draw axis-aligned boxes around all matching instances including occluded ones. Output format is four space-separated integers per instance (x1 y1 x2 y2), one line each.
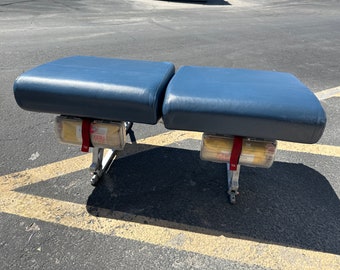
0 0 339 269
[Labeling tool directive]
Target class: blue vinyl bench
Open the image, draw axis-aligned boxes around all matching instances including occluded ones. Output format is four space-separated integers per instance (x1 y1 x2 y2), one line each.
14 56 326 203
14 56 175 124
162 66 326 144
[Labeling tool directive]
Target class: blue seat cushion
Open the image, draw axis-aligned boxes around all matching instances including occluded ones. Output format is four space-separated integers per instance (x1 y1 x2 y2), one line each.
14 56 175 124
162 66 326 143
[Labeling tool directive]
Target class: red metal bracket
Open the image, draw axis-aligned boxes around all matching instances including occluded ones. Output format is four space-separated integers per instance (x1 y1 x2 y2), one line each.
229 136 243 171
81 118 92 152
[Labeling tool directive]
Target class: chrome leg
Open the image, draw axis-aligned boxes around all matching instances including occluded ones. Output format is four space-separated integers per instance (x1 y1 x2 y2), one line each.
89 121 132 186
90 148 117 186
227 163 241 204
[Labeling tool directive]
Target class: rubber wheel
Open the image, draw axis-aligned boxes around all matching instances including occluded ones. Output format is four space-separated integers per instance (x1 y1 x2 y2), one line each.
90 174 99 186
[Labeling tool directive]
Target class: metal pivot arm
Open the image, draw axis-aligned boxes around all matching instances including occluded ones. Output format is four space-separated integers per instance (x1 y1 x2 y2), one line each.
227 163 241 204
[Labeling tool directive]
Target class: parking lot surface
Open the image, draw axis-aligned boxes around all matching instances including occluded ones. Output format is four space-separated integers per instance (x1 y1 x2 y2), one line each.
1 0 339 269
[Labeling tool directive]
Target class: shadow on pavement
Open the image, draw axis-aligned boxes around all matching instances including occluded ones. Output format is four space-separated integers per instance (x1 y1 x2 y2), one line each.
86 144 340 255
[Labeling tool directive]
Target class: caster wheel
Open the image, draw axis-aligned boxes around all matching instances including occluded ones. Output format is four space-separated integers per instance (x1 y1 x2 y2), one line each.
229 194 236 205
228 191 237 205
91 174 100 186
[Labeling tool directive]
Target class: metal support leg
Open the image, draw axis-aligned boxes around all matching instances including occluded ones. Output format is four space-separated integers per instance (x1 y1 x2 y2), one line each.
89 121 133 186
90 147 117 186
90 147 104 173
227 163 241 204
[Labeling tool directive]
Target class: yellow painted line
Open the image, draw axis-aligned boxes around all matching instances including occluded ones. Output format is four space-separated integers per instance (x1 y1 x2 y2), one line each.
136 130 340 158
1 130 340 269
153 131 340 158
2 131 339 193
1 192 339 269
278 141 340 157
315 86 340 100
0 131 192 192
0 154 92 192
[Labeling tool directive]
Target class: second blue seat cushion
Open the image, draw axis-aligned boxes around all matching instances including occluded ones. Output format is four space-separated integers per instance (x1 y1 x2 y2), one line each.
162 66 326 143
